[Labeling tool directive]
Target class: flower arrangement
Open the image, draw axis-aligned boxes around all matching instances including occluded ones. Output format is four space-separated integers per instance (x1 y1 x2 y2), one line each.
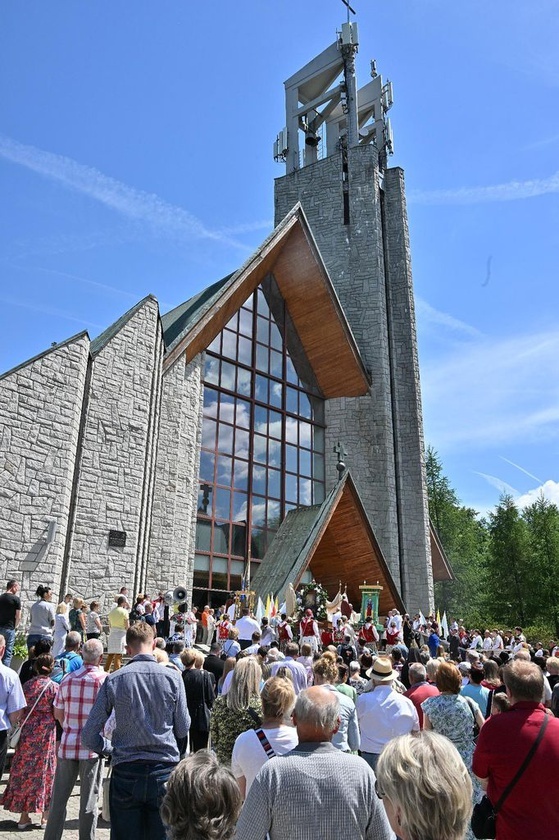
295 580 329 621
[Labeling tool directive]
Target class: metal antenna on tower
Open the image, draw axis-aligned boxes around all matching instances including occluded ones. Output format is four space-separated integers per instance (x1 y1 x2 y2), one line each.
340 0 357 21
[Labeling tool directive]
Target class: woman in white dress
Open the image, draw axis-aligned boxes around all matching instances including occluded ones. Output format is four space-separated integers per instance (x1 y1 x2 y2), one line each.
52 603 70 657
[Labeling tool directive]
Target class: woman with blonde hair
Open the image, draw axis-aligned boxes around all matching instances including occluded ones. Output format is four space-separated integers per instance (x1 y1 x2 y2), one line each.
231 676 297 796
210 657 262 765
52 603 70 658
375 731 472 840
181 648 215 752
217 657 236 696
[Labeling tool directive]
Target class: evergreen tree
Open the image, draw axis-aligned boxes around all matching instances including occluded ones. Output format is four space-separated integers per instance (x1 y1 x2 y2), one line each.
487 495 530 625
522 495 559 635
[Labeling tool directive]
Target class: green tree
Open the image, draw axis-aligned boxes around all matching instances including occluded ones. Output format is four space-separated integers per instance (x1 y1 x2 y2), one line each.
426 447 489 625
487 495 530 625
522 495 559 635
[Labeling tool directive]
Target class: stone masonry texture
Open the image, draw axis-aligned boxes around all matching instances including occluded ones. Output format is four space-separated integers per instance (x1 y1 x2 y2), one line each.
275 145 433 613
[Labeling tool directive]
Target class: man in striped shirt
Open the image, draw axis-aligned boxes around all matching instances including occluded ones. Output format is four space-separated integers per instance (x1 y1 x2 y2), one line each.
44 638 107 840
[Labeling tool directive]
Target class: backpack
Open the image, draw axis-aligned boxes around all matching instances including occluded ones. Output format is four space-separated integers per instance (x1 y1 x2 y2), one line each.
51 651 80 684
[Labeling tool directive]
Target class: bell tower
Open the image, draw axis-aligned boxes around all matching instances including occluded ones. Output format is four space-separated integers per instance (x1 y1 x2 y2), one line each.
273 20 434 613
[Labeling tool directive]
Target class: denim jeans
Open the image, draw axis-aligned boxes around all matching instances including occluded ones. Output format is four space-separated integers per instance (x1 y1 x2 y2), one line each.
26 632 52 652
360 751 380 772
109 761 175 840
0 628 15 667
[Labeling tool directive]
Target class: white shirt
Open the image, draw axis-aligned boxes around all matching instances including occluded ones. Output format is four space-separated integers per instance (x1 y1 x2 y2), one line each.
356 685 419 754
236 616 261 641
492 635 504 652
332 611 343 629
482 636 493 651
231 725 299 793
469 634 482 649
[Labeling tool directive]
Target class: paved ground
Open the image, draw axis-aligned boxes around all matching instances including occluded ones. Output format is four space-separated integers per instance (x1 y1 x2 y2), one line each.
0 765 111 839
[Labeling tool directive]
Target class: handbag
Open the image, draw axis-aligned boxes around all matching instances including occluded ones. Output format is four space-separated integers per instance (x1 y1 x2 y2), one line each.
471 713 549 839
101 763 111 823
7 679 51 749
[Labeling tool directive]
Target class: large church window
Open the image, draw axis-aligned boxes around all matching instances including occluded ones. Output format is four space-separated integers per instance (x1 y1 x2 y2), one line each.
194 278 325 600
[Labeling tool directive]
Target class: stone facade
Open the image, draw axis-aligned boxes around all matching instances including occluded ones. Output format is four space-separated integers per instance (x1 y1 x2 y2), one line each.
64 297 163 609
274 145 434 612
147 353 204 597
0 334 90 606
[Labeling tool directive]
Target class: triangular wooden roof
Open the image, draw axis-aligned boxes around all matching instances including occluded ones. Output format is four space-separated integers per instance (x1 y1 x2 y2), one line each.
251 470 405 615
162 205 370 399
430 521 454 581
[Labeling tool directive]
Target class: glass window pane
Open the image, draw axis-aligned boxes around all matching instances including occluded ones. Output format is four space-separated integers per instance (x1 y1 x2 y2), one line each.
286 444 297 473
197 485 213 516
235 398 251 429
255 343 268 373
233 459 249 491
285 418 298 445
220 360 237 392
212 571 229 591
270 320 283 351
193 570 209 589
204 356 220 385
250 529 266 559
254 375 268 403
213 522 230 553
252 465 266 496
225 311 238 331
238 335 252 366
232 491 248 521
239 307 253 337
195 521 211 551
285 473 298 504
270 350 282 378
243 294 254 312
194 554 210 571
202 418 217 450
229 574 242 592
313 453 325 482
212 557 228 574
299 422 312 448
231 523 246 557
217 423 234 455
253 434 267 464
199 451 215 482
221 330 237 360
218 392 235 425
286 356 299 385
313 481 325 504
299 393 312 419
207 335 220 353
286 387 298 415
216 455 232 486
299 478 312 505
269 380 282 408
313 426 325 452
268 410 282 440
268 468 281 499
203 387 219 417
254 405 267 433
230 560 245 576
214 488 231 520
251 496 266 526
237 367 251 396
310 396 324 424
234 429 250 459
256 289 269 317
268 438 281 468
256 316 268 345
299 448 311 477
267 500 280 529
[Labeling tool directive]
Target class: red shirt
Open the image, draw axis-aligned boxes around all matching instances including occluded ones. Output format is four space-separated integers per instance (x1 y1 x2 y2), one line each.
472 702 559 840
404 682 440 728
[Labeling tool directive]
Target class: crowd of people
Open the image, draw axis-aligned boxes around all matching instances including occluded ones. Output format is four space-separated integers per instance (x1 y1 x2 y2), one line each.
0 578 558 839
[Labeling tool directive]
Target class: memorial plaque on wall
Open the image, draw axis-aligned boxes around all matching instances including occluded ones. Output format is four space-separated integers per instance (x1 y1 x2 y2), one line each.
108 530 127 547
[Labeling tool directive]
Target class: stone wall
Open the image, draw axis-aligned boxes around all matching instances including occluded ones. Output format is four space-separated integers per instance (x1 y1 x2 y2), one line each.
64 297 163 609
0 334 90 608
275 146 433 611
147 353 204 597
382 167 434 612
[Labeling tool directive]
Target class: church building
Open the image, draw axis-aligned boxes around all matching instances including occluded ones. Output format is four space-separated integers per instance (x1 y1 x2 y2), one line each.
0 23 450 617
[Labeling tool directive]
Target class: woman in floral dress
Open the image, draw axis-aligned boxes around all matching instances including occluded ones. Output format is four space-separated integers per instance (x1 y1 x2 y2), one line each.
422 660 485 840
2 653 58 829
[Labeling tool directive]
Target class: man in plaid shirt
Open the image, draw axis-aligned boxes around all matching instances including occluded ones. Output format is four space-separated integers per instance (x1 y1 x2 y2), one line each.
43 638 107 840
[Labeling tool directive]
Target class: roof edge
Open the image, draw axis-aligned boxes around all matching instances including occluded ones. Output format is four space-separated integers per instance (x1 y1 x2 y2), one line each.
0 331 90 382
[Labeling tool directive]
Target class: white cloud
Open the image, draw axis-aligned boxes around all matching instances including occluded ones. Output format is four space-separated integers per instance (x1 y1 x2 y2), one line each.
516 480 559 510
422 329 559 450
0 134 251 251
409 171 559 206
473 471 519 498
415 297 482 339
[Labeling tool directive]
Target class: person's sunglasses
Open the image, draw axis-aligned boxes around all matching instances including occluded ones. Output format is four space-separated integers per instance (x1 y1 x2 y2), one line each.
375 779 385 800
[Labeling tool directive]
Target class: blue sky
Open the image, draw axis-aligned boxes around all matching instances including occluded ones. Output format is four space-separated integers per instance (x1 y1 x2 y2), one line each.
1 0 558 516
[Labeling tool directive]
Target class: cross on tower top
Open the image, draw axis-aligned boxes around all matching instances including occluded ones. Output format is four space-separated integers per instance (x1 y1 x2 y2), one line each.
333 441 348 481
